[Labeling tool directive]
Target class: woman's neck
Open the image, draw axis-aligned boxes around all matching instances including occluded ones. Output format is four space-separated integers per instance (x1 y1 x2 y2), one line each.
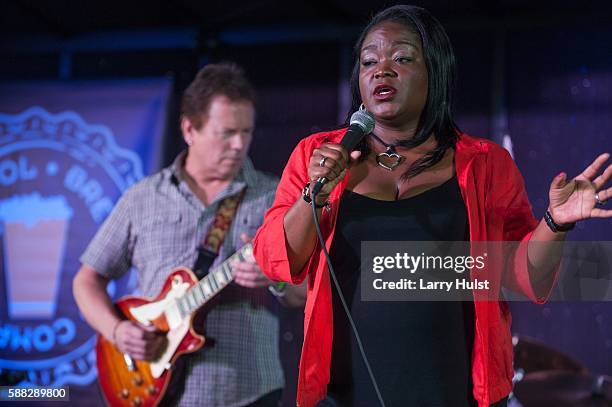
372 121 417 144
371 122 436 154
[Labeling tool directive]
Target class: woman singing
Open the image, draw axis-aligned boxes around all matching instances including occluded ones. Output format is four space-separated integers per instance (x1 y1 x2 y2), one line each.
253 5 611 407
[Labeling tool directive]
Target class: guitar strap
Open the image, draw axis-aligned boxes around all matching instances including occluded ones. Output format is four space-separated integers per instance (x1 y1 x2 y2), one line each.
192 188 247 279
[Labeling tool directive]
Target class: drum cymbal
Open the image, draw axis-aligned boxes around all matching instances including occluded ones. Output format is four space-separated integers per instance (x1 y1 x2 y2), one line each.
513 370 612 407
513 335 587 374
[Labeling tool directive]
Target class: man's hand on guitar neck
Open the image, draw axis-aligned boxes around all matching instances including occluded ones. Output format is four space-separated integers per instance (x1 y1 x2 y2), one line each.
232 233 272 288
113 320 166 361
232 233 307 307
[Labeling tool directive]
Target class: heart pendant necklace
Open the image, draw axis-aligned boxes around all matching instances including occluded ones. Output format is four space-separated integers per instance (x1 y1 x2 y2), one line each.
370 133 405 171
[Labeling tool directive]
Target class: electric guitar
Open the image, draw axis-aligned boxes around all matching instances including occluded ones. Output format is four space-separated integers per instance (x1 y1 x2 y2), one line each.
95 244 253 407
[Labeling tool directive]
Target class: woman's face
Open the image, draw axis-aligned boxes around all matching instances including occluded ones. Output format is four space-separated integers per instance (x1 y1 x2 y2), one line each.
358 20 428 126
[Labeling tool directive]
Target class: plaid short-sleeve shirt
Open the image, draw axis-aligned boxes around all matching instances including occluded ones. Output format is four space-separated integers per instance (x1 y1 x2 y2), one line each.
81 152 283 406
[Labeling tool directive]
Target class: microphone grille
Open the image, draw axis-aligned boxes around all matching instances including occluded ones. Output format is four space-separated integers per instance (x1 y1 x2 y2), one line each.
349 109 375 134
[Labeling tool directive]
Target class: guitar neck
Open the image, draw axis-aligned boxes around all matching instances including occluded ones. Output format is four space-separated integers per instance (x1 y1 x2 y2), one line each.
176 243 253 316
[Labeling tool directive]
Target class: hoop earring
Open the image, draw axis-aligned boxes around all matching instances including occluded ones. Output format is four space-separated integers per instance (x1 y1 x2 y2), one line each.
359 103 366 111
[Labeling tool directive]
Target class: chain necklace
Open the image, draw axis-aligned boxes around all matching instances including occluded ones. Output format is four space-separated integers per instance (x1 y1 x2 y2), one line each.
369 133 405 171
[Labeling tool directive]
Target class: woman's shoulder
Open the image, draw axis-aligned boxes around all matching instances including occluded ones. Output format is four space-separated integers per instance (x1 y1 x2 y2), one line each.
299 128 348 149
456 132 512 159
281 128 349 171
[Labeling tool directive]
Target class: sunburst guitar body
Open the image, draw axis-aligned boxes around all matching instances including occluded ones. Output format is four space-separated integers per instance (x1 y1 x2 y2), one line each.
95 244 252 406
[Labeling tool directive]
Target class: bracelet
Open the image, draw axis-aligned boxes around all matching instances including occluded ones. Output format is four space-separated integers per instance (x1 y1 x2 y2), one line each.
544 210 575 233
302 182 329 209
268 282 287 298
111 320 123 344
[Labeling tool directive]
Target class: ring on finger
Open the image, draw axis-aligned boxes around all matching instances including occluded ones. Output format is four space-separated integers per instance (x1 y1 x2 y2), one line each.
319 156 328 167
595 192 607 205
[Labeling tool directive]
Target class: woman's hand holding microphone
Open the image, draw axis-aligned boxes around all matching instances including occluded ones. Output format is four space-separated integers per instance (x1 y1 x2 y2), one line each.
307 144 362 206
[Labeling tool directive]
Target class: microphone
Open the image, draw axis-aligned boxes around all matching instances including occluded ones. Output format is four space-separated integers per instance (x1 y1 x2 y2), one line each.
311 109 375 196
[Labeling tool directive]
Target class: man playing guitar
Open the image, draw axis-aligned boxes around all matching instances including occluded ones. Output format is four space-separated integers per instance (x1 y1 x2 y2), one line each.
73 63 305 407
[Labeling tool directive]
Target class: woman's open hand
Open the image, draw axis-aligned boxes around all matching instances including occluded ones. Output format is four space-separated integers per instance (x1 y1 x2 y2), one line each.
548 153 612 224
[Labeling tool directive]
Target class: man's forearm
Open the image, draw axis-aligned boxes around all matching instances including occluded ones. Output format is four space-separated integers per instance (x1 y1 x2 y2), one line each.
72 266 122 342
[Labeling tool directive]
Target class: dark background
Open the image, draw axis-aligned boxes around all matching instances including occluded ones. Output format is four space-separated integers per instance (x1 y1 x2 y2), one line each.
2 1 611 405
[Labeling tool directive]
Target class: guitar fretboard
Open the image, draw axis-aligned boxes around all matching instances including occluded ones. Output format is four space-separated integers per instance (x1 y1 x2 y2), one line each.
176 243 253 317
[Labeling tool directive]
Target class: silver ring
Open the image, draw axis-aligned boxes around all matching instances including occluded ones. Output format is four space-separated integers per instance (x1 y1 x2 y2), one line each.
595 193 606 205
319 156 328 167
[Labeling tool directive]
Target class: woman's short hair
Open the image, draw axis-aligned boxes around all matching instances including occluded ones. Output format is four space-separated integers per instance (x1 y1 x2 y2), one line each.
349 5 460 179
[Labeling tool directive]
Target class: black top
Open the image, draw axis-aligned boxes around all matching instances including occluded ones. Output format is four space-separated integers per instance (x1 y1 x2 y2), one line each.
328 176 476 407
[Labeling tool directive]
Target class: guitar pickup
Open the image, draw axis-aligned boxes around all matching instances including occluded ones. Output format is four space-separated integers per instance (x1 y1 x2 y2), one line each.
123 353 136 371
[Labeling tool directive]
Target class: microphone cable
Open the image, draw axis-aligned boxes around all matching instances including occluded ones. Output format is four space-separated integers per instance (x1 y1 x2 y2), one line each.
310 188 387 407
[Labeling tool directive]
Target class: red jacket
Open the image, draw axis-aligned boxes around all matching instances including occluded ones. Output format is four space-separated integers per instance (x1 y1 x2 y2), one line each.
254 130 557 407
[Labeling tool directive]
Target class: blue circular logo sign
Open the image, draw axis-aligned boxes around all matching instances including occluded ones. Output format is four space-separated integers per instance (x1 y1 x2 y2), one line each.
0 107 143 386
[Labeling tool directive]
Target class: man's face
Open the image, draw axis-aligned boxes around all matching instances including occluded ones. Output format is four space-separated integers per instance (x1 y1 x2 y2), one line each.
183 95 255 180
